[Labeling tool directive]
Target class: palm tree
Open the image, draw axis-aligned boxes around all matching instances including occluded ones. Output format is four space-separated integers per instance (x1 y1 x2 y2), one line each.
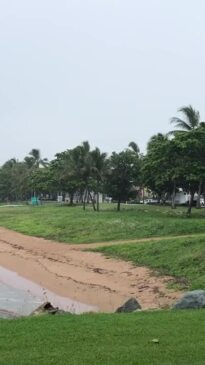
24 149 48 198
26 149 48 168
128 141 144 202
71 141 93 209
169 105 201 135
170 105 204 210
91 148 107 211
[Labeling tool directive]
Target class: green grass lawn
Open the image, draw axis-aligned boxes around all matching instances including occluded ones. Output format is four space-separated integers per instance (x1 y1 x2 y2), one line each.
93 235 205 290
1 311 205 365
0 203 205 243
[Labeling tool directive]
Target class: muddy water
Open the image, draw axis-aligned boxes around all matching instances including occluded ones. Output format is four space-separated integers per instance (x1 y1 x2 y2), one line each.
0 266 98 318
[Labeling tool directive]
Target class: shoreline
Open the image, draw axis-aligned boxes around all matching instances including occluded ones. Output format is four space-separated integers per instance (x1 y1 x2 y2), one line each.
0 266 97 315
0 227 181 312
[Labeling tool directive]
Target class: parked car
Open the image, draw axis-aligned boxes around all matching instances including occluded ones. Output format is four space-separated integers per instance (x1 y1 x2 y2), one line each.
129 199 140 204
144 199 158 205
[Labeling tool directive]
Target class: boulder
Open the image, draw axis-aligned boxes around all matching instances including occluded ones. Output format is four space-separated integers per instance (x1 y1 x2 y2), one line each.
173 290 205 309
115 298 141 313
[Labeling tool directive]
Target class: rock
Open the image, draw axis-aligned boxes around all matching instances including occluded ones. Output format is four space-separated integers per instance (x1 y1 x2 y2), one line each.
173 290 205 309
31 302 65 316
115 298 141 313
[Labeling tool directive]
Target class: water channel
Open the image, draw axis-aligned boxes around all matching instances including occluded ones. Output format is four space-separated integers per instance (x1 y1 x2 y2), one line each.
0 266 97 318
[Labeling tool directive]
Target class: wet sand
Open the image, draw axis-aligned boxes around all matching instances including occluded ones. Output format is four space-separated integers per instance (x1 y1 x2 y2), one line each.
0 227 181 312
0 266 97 315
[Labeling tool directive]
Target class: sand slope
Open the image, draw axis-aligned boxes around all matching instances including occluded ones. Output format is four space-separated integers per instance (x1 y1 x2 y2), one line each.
0 228 181 312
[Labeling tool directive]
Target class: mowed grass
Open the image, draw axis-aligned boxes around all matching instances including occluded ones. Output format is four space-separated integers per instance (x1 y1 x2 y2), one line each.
93 235 205 290
1 311 205 365
0 204 205 243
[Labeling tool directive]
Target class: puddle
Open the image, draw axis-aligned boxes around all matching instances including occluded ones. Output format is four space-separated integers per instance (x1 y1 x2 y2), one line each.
0 266 98 318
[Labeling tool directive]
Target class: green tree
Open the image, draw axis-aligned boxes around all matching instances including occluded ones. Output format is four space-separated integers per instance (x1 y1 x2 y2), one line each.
105 148 140 211
0 159 31 201
173 129 205 215
170 106 205 208
51 150 80 205
143 134 178 207
31 166 55 197
52 142 107 210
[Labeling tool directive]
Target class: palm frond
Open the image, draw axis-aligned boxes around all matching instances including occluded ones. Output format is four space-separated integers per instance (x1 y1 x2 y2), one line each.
170 117 192 131
128 141 140 154
170 105 200 136
178 105 200 128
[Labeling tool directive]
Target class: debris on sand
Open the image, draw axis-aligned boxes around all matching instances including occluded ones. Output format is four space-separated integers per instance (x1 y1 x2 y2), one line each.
31 302 65 316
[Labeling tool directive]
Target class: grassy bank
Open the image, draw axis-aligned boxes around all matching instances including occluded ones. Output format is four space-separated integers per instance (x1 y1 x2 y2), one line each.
0 204 205 243
93 235 205 290
1 311 205 365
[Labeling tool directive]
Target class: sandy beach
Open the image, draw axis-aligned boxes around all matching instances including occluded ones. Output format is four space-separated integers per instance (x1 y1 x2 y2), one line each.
0 227 181 312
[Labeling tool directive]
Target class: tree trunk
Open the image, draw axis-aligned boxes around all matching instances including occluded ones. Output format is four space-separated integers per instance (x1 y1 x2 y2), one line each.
96 180 100 212
117 198 121 211
89 191 96 211
79 190 83 204
196 180 202 209
187 191 194 216
203 190 205 208
142 186 145 204
83 189 87 210
70 192 74 206
171 180 176 209
97 192 99 212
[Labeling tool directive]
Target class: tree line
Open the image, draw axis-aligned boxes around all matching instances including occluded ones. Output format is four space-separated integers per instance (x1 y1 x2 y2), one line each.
1 105 205 215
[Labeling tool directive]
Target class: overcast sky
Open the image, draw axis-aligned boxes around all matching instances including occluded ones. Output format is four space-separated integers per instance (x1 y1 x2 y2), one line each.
0 0 205 163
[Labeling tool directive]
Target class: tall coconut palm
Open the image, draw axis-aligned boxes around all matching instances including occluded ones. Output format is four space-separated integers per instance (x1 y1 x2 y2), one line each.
91 148 107 211
71 141 94 209
24 149 48 197
169 105 201 135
